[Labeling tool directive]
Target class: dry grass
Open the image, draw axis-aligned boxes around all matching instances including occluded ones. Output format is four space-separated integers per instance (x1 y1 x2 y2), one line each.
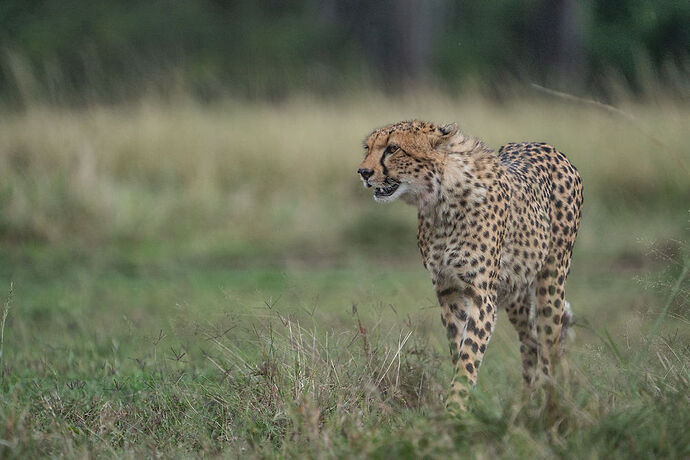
0 92 687 248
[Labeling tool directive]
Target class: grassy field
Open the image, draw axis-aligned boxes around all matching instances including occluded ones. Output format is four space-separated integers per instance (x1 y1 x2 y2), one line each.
0 91 689 458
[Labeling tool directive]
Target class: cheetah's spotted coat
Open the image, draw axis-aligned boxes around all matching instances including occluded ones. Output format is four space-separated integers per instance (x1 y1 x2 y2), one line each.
357 120 583 408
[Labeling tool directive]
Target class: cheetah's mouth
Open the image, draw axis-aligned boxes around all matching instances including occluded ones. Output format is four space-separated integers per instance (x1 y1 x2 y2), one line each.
374 179 400 198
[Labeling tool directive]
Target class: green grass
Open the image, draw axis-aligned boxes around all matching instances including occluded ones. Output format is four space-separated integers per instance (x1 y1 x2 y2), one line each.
0 246 688 458
0 92 689 457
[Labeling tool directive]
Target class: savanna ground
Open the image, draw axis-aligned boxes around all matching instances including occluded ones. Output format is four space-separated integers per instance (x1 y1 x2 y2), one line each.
0 90 689 458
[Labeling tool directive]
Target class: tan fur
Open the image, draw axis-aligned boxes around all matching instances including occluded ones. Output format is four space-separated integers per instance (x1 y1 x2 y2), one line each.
358 120 583 409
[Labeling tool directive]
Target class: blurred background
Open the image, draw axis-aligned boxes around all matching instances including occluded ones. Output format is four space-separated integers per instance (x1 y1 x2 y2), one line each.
0 0 688 249
0 0 688 326
0 0 687 319
1 0 689 104
0 1 689 456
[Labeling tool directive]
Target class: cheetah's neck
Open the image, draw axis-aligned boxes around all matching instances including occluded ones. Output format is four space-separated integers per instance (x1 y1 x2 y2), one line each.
419 133 500 218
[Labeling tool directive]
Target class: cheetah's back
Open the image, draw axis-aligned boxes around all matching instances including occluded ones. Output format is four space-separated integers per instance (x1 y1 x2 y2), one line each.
496 142 583 297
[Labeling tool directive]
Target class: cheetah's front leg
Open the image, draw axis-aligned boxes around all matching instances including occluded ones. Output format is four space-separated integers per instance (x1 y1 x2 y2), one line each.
436 282 496 410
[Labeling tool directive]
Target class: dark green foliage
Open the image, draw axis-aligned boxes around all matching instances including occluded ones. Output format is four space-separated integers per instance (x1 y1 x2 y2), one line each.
0 0 688 102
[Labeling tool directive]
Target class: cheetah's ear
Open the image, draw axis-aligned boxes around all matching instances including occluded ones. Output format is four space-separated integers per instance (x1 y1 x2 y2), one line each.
439 123 458 136
430 122 458 147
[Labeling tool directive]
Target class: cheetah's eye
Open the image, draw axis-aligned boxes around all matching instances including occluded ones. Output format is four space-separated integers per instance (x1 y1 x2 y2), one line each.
384 144 399 156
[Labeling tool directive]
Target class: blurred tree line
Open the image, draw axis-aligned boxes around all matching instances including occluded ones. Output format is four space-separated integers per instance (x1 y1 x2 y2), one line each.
0 0 688 103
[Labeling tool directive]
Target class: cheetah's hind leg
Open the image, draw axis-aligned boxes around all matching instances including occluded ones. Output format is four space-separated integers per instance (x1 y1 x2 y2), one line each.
535 256 573 380
559 300 574 358
504 286 540 387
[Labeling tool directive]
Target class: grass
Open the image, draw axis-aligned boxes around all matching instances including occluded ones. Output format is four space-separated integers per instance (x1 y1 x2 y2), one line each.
0 92 687 248
0 90 689 457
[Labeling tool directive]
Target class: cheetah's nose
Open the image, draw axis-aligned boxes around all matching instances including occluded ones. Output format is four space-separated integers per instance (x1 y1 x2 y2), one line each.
357 168 374 180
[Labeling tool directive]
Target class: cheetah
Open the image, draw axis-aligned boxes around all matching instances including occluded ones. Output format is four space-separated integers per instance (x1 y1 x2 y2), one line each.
357 120 583 409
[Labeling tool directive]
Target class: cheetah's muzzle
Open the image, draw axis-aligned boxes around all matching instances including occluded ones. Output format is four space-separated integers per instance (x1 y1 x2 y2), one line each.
373 178 400 198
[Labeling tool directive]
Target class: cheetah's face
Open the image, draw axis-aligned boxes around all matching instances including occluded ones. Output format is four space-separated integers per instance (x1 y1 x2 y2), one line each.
357 120 457 203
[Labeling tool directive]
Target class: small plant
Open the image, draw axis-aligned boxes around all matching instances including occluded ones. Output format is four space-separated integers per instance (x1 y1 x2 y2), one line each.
0 282 13 381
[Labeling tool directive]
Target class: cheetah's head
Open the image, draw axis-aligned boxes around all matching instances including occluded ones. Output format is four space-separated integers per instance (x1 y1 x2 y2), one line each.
357 120 457 203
